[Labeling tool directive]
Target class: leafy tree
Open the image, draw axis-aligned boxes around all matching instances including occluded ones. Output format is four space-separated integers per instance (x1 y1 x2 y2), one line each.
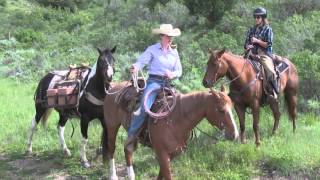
33 0 90 12
147 0 235 24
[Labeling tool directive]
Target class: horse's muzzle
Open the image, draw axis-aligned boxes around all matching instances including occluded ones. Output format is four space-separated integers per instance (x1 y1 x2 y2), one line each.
225 131 239 141
202 79 213 88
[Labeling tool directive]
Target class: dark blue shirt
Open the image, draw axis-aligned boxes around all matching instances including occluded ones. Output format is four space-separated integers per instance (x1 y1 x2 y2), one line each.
244 25 273 56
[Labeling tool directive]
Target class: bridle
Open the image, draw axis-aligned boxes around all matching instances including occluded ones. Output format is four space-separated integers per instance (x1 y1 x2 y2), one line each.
194 89 226 141
209 89 226 132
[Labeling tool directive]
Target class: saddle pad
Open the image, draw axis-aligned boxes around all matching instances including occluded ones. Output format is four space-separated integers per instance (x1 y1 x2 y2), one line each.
248 59 262 73
276 61 289 74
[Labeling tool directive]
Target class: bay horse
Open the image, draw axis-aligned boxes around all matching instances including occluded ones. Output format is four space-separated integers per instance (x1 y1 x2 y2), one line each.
202 49 299 146
26 46 116 167
102 82 239 180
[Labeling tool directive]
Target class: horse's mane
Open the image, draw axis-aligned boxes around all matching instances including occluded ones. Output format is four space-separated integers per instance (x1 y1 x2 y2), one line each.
224 50 245 61
179 91 209 99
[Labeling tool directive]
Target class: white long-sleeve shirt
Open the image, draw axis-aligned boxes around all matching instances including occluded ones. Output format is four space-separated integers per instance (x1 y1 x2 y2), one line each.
133 43 182 78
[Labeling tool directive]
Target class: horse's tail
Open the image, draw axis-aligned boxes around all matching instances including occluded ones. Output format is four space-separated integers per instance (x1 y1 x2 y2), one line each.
40 108 53 128
34 73 55 128
283 60 299 123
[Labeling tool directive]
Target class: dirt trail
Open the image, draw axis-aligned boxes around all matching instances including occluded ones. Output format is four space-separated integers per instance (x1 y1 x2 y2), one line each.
0 153 129 179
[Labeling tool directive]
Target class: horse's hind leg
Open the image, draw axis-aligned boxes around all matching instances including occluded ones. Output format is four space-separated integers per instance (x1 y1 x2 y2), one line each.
57 113 71 157
269 100 281 135
26 104 50 155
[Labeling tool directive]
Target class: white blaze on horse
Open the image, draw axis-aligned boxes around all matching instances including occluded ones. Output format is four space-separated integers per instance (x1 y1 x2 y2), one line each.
27 46 116 168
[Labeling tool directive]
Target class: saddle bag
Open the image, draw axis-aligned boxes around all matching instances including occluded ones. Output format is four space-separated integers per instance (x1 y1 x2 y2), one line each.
46 80 80 108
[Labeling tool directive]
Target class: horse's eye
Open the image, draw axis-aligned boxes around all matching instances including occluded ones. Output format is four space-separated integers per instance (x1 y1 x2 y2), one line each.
218 107 225 113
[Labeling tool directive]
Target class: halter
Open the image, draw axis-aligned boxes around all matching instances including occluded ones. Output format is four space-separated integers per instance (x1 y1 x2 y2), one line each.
209 88 226 133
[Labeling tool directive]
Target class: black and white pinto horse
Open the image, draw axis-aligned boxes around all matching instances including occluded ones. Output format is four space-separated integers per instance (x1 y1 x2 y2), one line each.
26 47 116 167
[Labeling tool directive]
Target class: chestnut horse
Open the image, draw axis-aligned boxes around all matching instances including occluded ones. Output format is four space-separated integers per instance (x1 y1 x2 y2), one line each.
27 47 116 167
102 82 239 180
203 49 299 146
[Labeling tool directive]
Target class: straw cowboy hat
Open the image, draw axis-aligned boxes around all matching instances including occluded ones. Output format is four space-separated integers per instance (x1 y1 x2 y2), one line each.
152 24 181 37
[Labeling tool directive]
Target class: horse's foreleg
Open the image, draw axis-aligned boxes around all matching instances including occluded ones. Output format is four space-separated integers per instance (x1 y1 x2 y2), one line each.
252 105 261 147
124 146 136 180
58 114 71 157
269 100 281 135
234 104 246 143
157 169 163 180
157 152 172 180
80 117 91 168
103 123 121 180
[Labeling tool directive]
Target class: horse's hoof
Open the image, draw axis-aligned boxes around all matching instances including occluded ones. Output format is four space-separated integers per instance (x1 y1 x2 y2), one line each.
81 161 91 168
96 146 102 155
255 142 261 148
63 149 72 157
110 175 119 180
25 150 32 156
128 174 135 180
240 138 247 144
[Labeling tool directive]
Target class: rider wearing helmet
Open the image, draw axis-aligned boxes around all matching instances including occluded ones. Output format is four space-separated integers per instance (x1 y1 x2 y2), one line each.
244 7 279 97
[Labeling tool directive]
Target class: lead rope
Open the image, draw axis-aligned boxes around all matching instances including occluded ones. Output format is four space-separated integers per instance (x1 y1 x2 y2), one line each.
131 70 146 92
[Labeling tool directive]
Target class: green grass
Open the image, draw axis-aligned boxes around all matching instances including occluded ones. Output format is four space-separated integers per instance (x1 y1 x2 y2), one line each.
0 78 320 179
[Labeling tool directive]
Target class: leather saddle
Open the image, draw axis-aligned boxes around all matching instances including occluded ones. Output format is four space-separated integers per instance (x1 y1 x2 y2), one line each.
117 80 176 147
246 53 289 104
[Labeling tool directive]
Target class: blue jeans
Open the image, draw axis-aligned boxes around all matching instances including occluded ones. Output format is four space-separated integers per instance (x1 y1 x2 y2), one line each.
128 78 165 136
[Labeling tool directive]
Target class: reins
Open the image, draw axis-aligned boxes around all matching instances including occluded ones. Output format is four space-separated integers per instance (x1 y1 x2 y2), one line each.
223 58 248 86
213 55 248 88
106 70 146 96
131 70 146 92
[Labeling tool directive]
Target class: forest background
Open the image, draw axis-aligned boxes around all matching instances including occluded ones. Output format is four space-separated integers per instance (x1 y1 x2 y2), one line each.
0 0 319 110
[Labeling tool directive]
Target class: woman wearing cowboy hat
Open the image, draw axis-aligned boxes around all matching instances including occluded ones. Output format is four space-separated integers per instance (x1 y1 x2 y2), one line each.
125 24 182 151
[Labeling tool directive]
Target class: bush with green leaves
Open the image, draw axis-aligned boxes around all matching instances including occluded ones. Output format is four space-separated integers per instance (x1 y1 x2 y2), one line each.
290 50 320 102
33 0 90 12
0 0 6 7
14 28 45 44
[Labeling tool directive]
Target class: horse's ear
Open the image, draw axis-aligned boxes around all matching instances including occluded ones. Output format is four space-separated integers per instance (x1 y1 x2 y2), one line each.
208 48 214 55
220 85 226 93
210 88 221 99
217 48 225 58
97 47 103 55
111 46 117 53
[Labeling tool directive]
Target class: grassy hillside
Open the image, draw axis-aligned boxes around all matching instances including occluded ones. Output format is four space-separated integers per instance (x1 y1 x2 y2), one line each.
0 79 319 179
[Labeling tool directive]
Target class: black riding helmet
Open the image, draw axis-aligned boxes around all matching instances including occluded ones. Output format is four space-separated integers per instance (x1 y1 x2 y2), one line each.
253 7 267 18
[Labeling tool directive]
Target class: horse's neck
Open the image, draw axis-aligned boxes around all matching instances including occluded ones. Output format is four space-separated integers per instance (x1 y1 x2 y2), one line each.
85 70 106 98
224 53 254 87
176 93 208 135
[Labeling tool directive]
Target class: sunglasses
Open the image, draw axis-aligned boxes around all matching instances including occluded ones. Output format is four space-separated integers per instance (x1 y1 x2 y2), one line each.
254 16 262 19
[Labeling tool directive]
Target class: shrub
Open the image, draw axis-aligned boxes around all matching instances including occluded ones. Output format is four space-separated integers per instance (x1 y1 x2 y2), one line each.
14 28 45 44
0 0 6 7
34 0 90 12
290 50 320 101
